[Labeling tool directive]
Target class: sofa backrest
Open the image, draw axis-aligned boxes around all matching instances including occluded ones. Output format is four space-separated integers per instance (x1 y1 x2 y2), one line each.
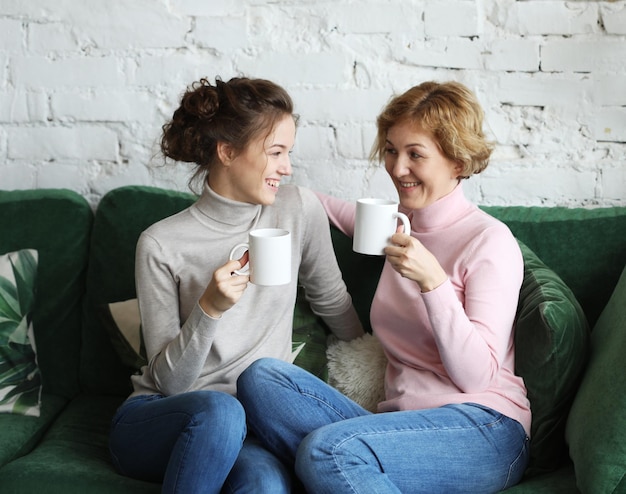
0 189 93 400
330 228 383 333
482 206 626 327
80 186 195 395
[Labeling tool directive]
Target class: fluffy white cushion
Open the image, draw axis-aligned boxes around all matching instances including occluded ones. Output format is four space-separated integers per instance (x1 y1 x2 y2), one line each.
326 332 387 412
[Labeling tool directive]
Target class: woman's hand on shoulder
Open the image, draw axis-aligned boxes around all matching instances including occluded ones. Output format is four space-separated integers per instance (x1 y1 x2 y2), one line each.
199 253 250 318
384 232 447 293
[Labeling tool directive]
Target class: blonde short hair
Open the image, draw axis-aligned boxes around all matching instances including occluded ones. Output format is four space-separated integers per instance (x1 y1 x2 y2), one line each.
371 81 493 178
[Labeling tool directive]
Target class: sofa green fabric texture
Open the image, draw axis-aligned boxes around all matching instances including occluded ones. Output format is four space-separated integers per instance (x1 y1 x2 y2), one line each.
0 189 92 471
80 186 196 397
513 241 590 478
565 264 626 494
480 206 625 329
0 185 624 493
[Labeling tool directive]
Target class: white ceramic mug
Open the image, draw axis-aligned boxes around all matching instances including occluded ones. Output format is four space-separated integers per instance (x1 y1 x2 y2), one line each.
229 228 291 286
353 198 411 255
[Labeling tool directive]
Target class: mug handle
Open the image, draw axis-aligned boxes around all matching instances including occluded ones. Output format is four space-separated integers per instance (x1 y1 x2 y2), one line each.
229 243 250 275
393 212 411 234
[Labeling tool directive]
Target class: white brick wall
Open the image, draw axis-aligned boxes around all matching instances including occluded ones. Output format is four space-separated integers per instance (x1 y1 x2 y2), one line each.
0 0 624 208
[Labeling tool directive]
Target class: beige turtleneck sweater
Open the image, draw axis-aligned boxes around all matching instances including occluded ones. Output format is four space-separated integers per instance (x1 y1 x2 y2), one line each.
129 183 363 398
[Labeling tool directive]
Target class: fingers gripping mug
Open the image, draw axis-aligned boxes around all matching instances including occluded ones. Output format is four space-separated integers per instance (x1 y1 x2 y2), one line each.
229 228 292 286
353 198 411 256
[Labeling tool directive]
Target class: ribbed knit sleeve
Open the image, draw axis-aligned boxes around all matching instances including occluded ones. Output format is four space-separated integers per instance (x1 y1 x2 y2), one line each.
135 231 220 395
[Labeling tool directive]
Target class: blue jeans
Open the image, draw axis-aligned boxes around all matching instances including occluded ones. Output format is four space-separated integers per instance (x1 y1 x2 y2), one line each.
109 391 291 494
238 358 530 494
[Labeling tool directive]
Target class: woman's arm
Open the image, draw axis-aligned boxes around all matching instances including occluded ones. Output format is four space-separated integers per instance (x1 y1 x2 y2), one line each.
314 191 356 237
422 228 523 392
135 232 219 395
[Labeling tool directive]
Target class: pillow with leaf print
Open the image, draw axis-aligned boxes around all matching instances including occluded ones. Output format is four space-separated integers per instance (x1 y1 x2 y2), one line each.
0 249 42 417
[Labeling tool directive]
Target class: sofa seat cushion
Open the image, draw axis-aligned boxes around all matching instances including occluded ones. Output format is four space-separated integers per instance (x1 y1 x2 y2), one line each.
502 462 579 493
565 263 626 494
0 394 160 493
0 393 66 468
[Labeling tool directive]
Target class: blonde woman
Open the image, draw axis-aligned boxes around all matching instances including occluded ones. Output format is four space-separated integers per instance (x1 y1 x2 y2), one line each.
239 81 530 493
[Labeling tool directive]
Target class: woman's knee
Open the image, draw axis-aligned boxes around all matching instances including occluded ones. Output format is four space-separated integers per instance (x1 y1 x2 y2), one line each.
295 427 331 480
237 358 289 400
296 424 379 482
296 427 357 493
239 357 284 384
187 390 246 428
176 392 247 466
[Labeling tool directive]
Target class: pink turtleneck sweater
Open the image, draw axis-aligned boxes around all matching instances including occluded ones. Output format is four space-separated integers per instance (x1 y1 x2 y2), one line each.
317 184 531 435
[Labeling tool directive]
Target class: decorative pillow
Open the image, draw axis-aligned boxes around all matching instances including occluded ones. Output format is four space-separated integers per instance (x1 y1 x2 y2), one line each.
99 298 146 372
0 249 42 417
565 263 626 494
514 241 590 478
327 332 387 413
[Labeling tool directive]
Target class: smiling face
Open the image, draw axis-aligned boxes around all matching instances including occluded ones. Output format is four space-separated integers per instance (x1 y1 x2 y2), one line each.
210 114 296 205
384 121 462 210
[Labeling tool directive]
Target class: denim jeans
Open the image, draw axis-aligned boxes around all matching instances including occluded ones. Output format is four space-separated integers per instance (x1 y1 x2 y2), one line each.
238 358 530 494
109 390 291 494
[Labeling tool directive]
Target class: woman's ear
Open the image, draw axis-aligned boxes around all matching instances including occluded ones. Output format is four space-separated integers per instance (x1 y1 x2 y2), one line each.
452 161 464 179
217 141 234 166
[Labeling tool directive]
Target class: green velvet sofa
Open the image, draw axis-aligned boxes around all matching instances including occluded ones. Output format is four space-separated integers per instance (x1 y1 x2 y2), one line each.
0 185 624 494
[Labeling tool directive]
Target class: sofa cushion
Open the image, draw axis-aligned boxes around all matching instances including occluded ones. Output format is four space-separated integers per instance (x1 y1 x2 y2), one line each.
81 186 195 395
565 263 626 494
0 393 66 468
0 394 161 494
327 332 386 413
0 249 41 416
515 241 590 478
100 299 146 372
483 206 626 327
0 189 92 400
501 463 579 493
0 189 91 468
